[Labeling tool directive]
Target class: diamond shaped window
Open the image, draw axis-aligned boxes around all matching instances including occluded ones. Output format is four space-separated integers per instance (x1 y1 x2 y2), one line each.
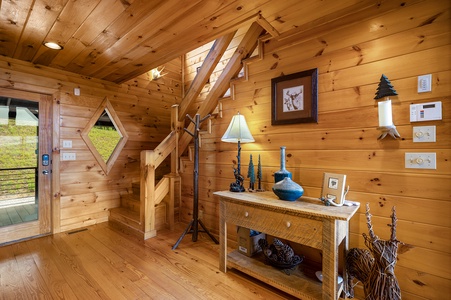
81 98 128 174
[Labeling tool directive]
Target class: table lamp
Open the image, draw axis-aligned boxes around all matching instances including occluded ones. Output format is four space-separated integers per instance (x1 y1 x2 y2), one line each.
221 112 254 192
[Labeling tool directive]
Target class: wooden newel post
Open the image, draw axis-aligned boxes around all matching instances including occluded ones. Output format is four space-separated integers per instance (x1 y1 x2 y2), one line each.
172 113 218 250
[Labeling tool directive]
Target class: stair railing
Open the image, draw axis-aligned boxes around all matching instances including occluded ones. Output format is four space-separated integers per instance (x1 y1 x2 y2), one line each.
140 104 180 239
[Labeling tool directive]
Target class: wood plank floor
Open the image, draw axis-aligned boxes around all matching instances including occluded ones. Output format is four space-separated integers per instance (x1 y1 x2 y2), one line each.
0 222 298 299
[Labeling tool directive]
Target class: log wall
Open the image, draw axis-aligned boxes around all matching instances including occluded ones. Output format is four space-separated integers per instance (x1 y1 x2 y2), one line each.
0 56 182 233
181 1 451 299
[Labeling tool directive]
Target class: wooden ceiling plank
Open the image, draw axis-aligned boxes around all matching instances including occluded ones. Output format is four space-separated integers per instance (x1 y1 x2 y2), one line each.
51 0 131 69
178 31 237 120
14 0 69 62
257 0 362 34
263 0 424 55
65 0 174 74
82 0 215 78
0 0 33 57
105 0 267 83
68 0 184 76
32 0 101 65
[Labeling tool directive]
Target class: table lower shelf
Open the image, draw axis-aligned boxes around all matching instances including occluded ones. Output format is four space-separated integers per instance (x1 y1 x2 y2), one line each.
228 250 325 300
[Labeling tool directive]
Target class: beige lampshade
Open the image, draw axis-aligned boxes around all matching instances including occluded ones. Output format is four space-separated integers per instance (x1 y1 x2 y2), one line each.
221 113 254 143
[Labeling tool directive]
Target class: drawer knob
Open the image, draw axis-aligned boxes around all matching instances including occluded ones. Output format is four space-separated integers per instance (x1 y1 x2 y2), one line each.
286 221 291 228
244 211 249 217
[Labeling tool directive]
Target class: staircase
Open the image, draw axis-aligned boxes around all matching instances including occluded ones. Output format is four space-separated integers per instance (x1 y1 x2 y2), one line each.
109 182 170 239
108 105 181 240
108 22 267 240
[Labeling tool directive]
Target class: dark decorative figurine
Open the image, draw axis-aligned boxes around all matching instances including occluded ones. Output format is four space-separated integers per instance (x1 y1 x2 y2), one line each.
256 154 265 192
346 204 403 299
258 238 303 269
230 167 245 192
247 154 255 191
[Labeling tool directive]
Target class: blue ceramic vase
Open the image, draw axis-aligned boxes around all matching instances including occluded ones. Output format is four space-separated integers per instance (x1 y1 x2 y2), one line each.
274 146 292 183
272 177 304 201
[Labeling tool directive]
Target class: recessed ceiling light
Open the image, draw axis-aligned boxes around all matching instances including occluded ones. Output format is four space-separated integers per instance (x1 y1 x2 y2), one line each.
43 42 63 50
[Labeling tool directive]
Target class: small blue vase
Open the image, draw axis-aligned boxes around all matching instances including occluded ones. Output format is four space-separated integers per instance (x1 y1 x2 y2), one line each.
274 146 292 183
272 177 304 201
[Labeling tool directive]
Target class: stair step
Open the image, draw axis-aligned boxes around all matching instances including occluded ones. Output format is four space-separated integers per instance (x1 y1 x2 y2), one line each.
121 194 140 212
109 207 141 231
132 182 140 195
109 203 168 239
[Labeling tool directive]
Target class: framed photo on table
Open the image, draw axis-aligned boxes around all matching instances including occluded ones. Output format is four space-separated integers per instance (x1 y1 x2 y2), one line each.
321 173 347 205
271 68 318 125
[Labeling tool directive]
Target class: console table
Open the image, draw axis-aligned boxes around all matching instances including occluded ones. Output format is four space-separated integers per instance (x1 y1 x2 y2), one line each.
214 191 359 300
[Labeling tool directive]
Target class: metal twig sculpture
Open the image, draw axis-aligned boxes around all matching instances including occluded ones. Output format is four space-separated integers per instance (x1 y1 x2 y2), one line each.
346 204 402 299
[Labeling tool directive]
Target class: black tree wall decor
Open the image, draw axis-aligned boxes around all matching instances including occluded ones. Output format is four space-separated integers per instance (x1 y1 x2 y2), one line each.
374 74 398 99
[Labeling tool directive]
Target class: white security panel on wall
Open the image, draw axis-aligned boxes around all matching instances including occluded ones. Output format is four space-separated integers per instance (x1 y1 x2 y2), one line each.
410 101 442 122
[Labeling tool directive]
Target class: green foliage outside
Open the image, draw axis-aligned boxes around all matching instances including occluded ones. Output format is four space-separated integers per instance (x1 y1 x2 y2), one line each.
88 125 121 163
0 120 37 198
0 120 121 199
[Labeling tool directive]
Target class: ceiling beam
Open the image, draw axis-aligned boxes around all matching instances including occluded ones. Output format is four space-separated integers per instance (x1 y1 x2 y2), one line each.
178 22 265 155
178 31 237 121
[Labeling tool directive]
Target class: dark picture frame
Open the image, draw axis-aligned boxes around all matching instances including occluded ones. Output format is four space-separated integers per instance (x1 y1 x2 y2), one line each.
271 68 318 125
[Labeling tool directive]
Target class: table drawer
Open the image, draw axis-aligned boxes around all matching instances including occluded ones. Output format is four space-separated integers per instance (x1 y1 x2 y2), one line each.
225 201 323 249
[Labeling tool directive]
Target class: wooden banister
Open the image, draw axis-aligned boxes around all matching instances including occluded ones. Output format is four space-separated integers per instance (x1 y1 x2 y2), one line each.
140 104 180 239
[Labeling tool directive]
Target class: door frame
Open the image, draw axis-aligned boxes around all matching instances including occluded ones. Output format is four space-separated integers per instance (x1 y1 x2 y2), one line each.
0 88 53 244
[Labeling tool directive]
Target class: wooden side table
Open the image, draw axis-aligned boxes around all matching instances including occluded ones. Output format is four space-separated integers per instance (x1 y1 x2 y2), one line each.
214 191 359 300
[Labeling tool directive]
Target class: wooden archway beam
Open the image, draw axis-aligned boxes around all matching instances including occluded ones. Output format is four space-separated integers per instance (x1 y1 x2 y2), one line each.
178 31 236 120
179 22 265 154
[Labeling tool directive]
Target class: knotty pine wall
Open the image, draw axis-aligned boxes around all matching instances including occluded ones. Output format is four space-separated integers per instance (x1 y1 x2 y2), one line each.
0 56 181 233
180 1 450 299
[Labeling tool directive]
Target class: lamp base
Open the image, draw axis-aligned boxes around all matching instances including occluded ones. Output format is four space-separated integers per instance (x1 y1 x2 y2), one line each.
230 184 245 192
377 125 401 140
230 168 245 192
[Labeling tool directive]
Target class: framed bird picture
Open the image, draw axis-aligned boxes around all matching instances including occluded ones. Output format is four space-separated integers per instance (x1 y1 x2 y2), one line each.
271 68 318 125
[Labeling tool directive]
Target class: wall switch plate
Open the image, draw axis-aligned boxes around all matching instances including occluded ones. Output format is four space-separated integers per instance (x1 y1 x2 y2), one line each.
413 126 436 142
62 140 72 148
62 152 76 161
74 87 80 96
405 152 436 169
418 74 432 93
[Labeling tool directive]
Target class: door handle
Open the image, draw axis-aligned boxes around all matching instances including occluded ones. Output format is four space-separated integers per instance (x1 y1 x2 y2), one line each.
42 170 49 175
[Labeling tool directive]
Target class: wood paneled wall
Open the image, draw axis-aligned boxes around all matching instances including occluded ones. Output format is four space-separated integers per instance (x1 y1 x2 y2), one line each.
181 1 450 299
0 56 182 233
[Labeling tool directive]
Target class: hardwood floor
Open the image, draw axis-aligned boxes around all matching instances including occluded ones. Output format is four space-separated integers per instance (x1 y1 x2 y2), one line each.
0 222 297 299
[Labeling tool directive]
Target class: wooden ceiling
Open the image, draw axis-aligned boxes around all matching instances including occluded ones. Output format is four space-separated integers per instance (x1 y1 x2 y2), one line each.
0 0 372 84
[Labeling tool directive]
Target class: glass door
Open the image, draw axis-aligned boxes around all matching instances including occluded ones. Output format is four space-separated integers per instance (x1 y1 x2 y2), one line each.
0 90 52 244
